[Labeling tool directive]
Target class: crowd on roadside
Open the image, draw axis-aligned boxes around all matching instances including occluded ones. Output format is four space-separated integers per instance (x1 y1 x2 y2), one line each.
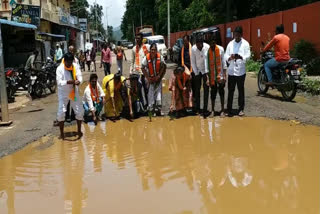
54 24 291 140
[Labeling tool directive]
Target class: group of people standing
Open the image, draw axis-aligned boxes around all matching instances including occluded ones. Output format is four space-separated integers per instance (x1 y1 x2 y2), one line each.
170 26 250 118
169 24 290 118
56 24 290 139
79 48 97 72
56 33 167 139
99 41 127 76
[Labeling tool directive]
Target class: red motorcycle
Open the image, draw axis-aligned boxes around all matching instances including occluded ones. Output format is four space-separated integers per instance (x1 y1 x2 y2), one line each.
5 68 18 103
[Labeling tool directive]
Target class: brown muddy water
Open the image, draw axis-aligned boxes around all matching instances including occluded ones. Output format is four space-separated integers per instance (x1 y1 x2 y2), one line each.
0 117 319 214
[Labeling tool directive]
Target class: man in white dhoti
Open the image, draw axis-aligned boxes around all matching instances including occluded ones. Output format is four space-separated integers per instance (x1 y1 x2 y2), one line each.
56 52 84 139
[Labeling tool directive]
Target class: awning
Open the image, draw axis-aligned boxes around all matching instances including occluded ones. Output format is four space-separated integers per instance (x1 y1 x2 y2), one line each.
0 19 37 30
38 32 65 38
57 22 84 32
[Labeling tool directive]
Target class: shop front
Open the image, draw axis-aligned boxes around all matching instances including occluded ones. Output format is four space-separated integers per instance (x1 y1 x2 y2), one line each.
0 19 37 68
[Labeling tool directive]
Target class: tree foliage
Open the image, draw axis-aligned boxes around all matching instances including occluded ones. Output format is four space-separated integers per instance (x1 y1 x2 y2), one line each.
107 26 114 42
70 0 89 18
71 0 106 37
121 0 318 40
89 3 106 36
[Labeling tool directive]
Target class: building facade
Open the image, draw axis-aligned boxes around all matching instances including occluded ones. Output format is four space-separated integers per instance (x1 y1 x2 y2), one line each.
0 0 87 55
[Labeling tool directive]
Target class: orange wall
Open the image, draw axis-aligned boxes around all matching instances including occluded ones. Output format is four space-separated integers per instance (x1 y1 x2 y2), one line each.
250 12 282 58
225 18 251 46
168 2 320 58
283 2 320 53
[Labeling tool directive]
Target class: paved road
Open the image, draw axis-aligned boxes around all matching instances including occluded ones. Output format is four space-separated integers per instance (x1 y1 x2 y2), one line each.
0 49 320 158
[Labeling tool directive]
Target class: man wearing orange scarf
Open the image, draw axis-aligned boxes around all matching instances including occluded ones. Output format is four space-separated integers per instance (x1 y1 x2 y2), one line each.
130 33 149 107
56 52 83 139
83 73 105 124
204 33 227 117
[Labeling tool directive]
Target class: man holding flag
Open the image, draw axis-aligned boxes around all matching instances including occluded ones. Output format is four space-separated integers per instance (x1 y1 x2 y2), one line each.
56 52 84 140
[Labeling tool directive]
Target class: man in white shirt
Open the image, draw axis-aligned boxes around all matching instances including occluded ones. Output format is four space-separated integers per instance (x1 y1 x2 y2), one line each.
204 33 227 117
130 33 150 107
56 52 84 139
55 44 63 63
64 46 81 123
191 35 210 115
224 26 251 116
83 73 105 124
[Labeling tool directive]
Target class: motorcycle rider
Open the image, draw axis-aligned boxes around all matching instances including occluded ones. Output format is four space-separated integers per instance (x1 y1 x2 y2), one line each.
25 50 39 72
262 24 290 86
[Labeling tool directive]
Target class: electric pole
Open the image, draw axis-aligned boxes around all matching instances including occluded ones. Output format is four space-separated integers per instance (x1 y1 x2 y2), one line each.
95 0 97 31
105 5 111 41
167 0 171 48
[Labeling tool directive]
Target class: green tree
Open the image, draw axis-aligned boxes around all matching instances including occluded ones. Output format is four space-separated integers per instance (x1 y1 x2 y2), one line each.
70 0 89 18
107 26 114 41
121 0 319 40
182 0 215 29
156 0 185 35
89 3 106 36
121 0 158 41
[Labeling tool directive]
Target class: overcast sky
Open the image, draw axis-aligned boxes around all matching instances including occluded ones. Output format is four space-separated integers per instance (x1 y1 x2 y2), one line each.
87 0 126 28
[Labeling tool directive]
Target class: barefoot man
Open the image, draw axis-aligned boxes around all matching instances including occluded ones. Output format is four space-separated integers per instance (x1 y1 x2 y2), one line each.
56 52 84 139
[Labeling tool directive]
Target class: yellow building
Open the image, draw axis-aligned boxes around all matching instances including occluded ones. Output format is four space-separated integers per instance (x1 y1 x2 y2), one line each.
39 0 86 52
1 0 86 56
0 0 41 20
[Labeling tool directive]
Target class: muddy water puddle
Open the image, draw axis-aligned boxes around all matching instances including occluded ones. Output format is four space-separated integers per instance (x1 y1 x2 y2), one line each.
0 117 319 214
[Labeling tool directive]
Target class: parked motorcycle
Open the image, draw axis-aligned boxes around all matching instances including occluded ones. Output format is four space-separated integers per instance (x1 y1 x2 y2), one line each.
43 57 57 93
28 69 45 98
16 67 30 90
5 68 18 103
257 51 302 101
28 57 57 98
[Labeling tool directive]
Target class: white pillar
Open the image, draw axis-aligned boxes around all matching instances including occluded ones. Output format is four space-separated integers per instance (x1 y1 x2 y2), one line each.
0 24 10 124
